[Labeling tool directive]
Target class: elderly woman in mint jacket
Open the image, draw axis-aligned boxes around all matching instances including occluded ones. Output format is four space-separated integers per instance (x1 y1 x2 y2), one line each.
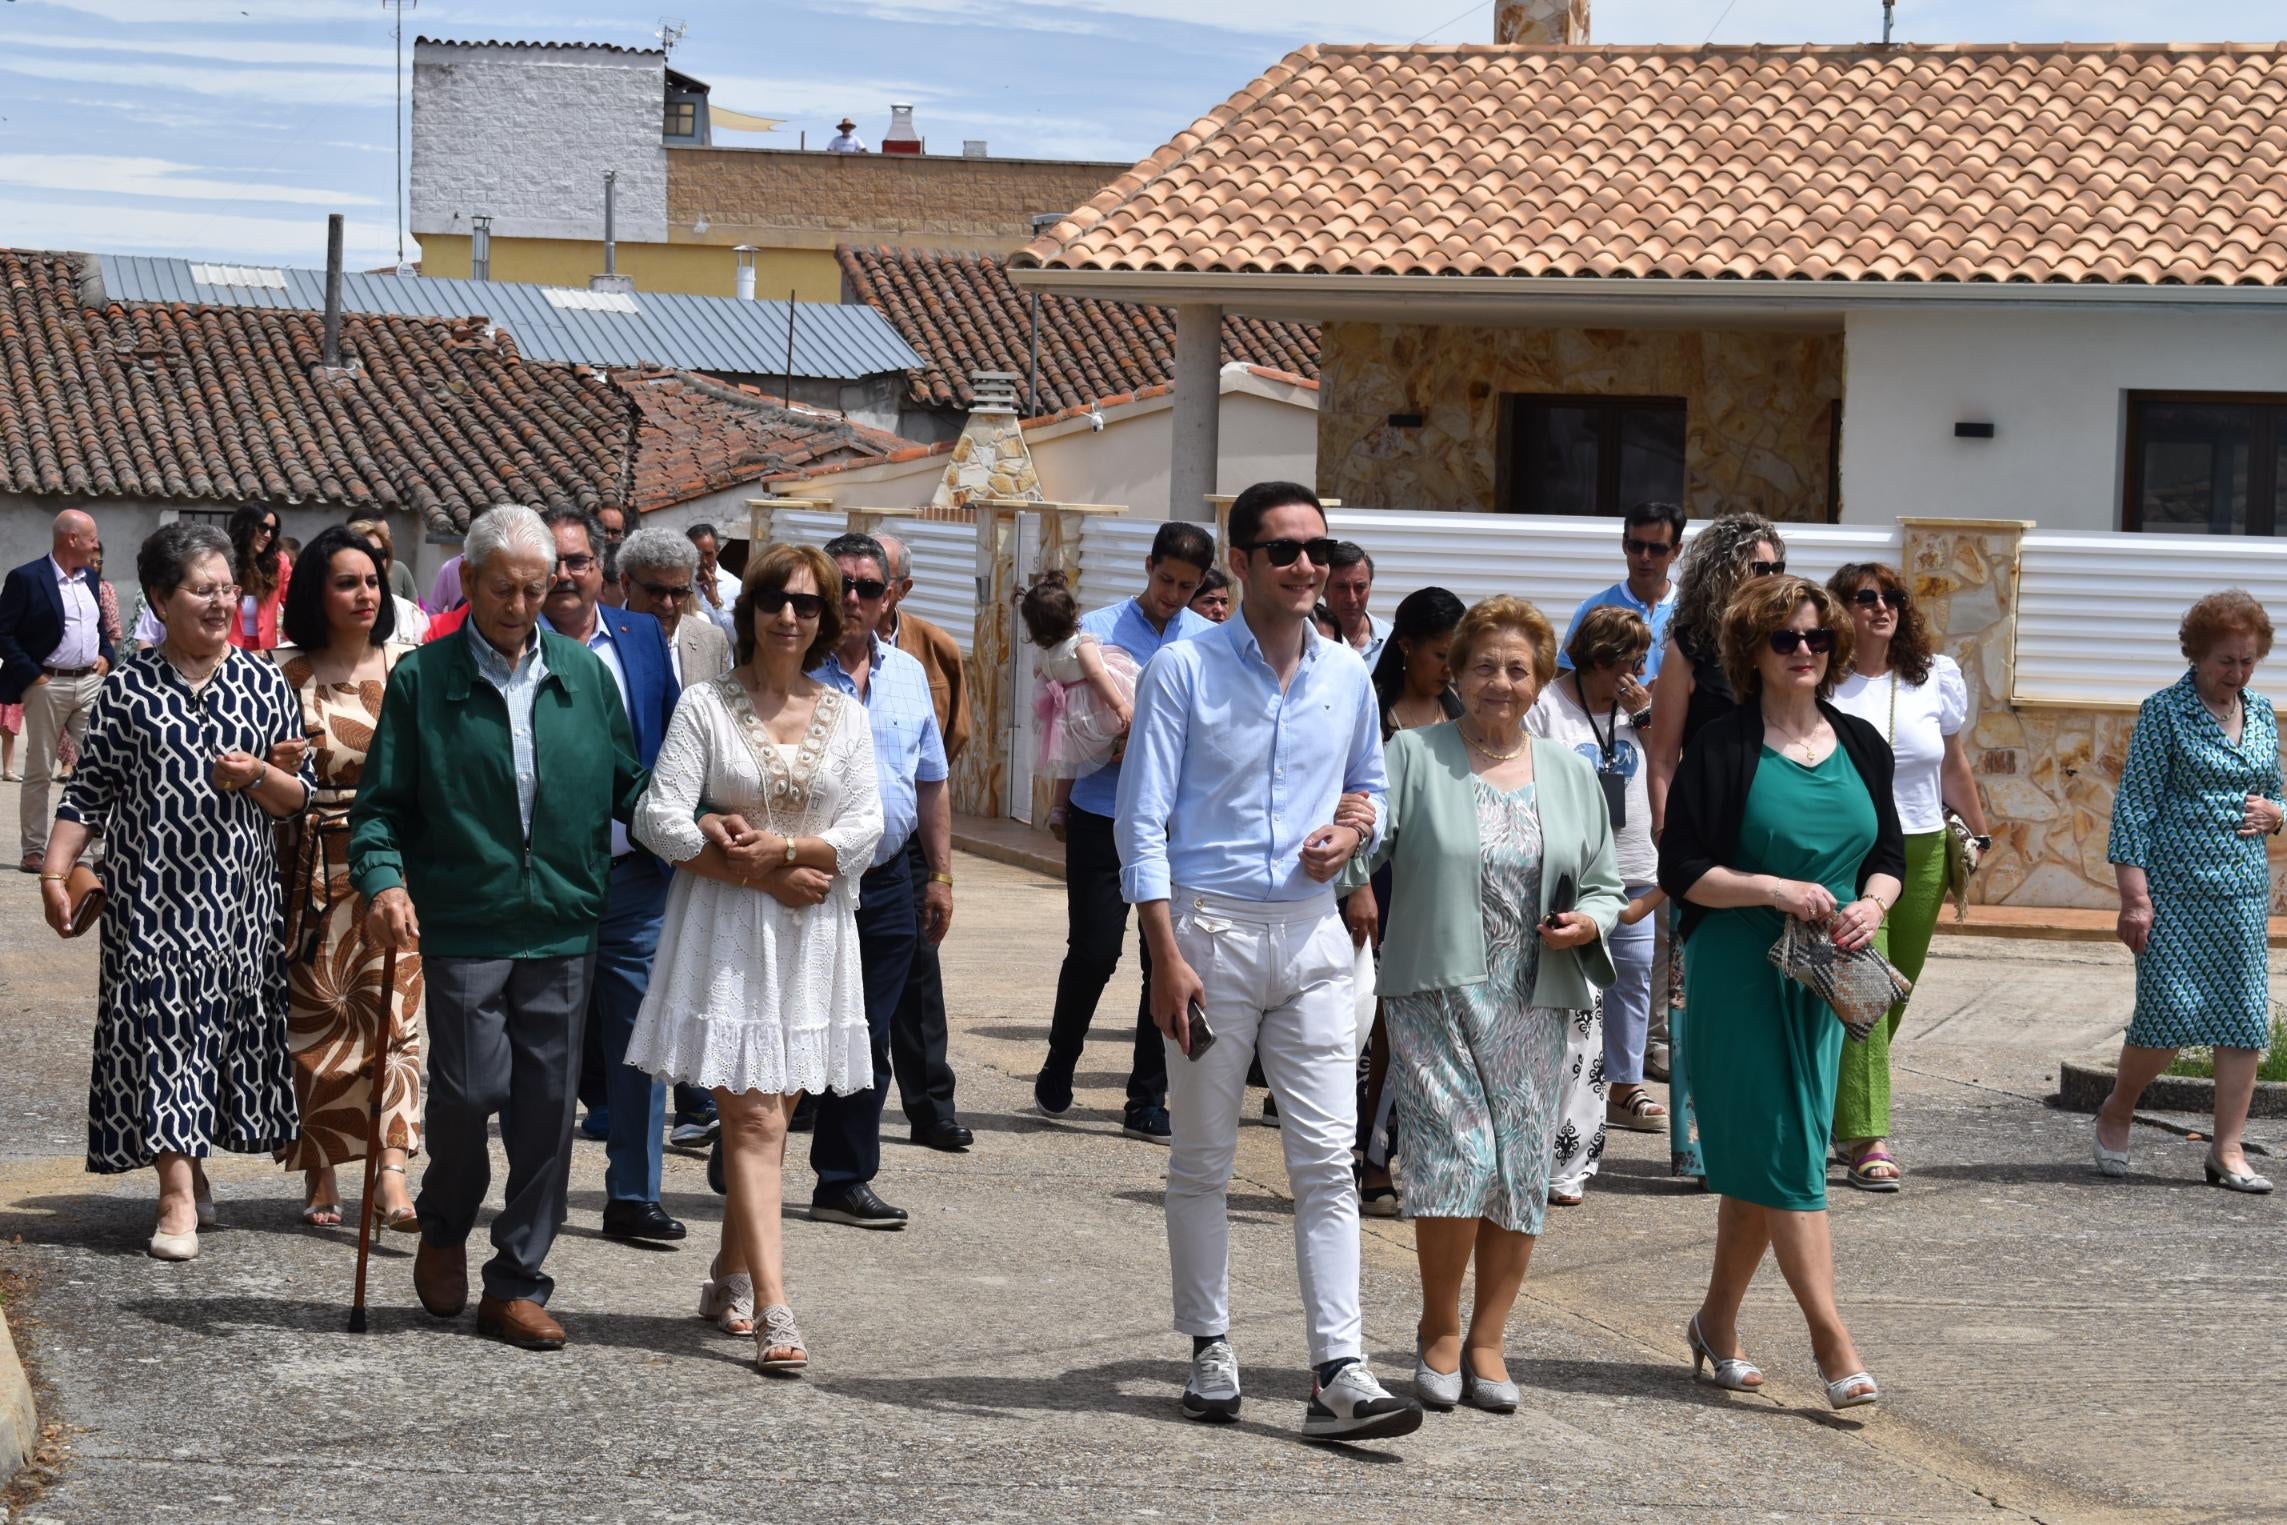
1344 594 1626 1416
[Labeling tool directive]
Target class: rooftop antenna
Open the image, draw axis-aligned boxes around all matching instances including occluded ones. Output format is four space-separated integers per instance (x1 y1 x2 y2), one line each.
382 0 417 274
1882 0 1895 44
658 17 687 54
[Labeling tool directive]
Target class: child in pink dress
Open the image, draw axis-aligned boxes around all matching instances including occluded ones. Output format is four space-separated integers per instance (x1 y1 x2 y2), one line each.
1020 574 1137 836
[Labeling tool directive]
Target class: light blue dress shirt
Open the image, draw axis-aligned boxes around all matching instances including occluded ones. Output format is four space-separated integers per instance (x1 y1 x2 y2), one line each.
1067 598 1214 817
464 621 548 841
812 634 948 869
1558 580 1678 676
1115 608 1387 905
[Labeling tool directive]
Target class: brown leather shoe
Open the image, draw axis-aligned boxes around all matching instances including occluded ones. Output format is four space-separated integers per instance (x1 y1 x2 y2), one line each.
476 1296 565 1350
413 1238 467 1317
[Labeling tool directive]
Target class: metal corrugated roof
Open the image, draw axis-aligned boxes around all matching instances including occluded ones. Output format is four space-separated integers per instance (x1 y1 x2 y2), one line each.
94 254 923 383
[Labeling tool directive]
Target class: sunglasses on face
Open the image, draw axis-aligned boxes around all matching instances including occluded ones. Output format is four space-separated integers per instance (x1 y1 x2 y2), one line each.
1749 559 1787 577
1850 587 1907 610
841 576 888 601
1623 537 1677 558
637 580 692 603
1244 536 1340 568
1767 628 1835 656
759 588 826 619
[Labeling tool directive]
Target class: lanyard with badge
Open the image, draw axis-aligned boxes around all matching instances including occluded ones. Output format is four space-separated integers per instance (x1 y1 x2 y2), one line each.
1572 673 1628 829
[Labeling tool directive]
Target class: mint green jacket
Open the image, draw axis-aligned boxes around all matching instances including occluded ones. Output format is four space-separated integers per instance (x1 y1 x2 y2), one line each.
1341 722 1625 1005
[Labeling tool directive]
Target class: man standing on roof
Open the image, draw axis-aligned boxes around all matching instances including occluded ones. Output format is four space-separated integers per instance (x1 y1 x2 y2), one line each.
827 116 867 153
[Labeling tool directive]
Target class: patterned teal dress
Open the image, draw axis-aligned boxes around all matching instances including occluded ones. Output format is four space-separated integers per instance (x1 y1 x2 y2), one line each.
1385 779 1572 1236
2108 672 2281 1051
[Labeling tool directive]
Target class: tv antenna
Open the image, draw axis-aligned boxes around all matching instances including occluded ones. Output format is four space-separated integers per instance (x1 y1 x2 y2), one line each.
658 17 688 54
382 0 417 273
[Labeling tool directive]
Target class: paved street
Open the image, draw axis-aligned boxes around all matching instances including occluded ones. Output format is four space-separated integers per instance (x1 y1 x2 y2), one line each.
1 802 2280 1522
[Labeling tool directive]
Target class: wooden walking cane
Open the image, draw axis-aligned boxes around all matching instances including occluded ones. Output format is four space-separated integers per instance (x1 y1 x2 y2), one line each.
348 943 399 1334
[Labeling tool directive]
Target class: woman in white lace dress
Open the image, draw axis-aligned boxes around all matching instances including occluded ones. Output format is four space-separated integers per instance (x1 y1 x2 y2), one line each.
626 543 882 1375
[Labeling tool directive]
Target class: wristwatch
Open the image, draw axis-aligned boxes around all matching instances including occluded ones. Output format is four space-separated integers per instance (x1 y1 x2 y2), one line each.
1971 834 1993 852
783 836 799 864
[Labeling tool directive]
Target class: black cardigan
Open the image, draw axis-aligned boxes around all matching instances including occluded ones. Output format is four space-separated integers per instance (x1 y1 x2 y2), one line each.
1657 699 1908 943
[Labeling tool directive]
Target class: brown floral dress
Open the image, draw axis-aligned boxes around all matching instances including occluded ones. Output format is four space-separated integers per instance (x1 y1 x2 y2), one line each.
272 644 425 1170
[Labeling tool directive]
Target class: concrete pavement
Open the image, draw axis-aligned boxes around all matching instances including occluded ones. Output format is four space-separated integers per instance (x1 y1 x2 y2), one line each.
1 810 2280 1521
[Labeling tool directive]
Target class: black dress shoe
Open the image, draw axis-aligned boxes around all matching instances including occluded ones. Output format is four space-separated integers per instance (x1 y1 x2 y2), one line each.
810 1183 907 1229
911 1120 974 1152
601 1200 688 1243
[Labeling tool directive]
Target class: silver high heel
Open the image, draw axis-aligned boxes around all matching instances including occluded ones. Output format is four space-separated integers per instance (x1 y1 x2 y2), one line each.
1814 1353 1879 1410
1686 1313 1761 1391
2091 1118 2132 1178
1412 1336 1462 1410
2204 1152 2275 1194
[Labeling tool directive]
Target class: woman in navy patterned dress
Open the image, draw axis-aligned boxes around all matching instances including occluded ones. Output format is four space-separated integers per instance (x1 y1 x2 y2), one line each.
38 523 313 1260
2098 590 2282 1194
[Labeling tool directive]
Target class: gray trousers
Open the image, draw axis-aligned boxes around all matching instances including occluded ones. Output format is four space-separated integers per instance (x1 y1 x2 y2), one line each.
417 953 594 1306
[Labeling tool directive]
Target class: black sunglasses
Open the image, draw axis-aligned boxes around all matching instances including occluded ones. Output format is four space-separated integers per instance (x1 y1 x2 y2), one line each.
637 580 692 603
1623 536 1677 557
759 588 826 619
1243 536 1340 568
841 576 889 600
1767 629 1836 656
1850 587 1906 610
1749 559 1787 577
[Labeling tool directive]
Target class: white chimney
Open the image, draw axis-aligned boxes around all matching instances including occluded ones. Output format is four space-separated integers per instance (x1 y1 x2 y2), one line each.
734 245 757 301
1495 0 1588 43
883 103 922 156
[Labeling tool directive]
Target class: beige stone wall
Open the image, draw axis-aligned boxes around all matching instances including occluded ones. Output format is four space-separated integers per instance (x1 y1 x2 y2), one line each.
1494 0 1589 43
666 149 1126 253
1317 322 1840 522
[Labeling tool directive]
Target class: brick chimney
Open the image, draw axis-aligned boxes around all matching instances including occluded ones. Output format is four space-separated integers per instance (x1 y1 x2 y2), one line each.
1495 0 1589 43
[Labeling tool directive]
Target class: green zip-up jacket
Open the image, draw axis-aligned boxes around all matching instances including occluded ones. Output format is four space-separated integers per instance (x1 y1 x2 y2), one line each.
349 625 646 959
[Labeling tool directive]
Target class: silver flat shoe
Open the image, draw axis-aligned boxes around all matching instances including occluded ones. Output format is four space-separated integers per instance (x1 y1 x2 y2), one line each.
2091 1119 2132 1178
1461 1366 1519 1413
2205 1153 2274 1194
1413 1337 1461 1410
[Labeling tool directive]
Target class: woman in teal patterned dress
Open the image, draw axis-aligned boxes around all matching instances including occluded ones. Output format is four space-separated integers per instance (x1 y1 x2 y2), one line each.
2097 591 2282 1193
1351 596 1625 1414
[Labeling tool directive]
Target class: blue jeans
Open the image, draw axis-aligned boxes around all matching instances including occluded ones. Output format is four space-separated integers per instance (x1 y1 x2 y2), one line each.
1603 882 1658 1085
810 841 918 1195
595 856 671 1205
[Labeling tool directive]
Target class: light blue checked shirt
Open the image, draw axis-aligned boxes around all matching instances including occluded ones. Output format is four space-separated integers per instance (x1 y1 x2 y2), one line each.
1115 607 1386 905
1067 598 1214 818
812 634 947 868
465 621 548 841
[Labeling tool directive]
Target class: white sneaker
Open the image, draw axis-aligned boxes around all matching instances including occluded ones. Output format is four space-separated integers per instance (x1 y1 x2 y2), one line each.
1304 1360 1423 1441
1181 1338 1242 1422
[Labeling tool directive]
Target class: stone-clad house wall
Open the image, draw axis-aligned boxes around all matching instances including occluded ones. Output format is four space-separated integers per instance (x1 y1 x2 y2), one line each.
1317 322 1841 522
669 151 1126 252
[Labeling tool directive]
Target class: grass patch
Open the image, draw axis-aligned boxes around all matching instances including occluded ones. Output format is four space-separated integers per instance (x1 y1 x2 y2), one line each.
2164 1006 2287 1081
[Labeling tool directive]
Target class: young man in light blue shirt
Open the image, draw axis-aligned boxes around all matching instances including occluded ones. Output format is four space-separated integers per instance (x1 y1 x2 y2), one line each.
1557 500 1686 684
1116 481 1421 1443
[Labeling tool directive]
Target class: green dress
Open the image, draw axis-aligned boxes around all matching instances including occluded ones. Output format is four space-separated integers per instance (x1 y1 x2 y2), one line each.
1682 744 1878 1212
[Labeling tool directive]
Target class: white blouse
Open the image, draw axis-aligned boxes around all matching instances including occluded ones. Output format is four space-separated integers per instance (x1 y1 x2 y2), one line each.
1831 654 1969 835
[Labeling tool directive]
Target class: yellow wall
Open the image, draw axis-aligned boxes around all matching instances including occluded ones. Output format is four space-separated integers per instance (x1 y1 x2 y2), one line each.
416 235 842 303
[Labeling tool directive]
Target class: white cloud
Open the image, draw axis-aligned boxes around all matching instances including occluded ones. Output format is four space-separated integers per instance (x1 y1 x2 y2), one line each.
7 199 393 267
59 94 228 133
0 54 397 106
0 154 383 206
11 33 396 69
18 0 344 21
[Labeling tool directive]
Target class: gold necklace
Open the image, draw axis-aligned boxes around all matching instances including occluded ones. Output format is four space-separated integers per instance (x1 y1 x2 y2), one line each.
1460 719 1527 762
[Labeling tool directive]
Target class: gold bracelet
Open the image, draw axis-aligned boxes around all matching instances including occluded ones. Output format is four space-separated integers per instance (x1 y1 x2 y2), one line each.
929 871 955 887
38 872 66 882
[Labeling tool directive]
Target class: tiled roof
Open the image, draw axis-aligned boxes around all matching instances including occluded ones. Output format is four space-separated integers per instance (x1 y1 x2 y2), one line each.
0 250 921 534
836 244 1318 415
415 36 662 53
620 369 914 512
1021 43 2287 287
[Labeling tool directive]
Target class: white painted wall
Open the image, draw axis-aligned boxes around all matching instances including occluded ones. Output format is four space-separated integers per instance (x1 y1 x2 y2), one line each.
411 42 668 244
1840 306 2287 532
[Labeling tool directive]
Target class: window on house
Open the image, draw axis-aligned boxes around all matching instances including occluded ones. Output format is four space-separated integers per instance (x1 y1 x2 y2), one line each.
2125 393 2287 534
1499 394 1687 516
664 100 696 139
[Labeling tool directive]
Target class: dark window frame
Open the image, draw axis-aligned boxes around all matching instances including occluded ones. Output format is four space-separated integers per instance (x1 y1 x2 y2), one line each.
2122 390 2287 535
663 99 697 139
1496 392 1688 517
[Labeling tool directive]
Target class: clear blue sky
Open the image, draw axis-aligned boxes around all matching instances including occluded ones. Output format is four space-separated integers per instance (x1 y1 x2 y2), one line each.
1 0 2280 272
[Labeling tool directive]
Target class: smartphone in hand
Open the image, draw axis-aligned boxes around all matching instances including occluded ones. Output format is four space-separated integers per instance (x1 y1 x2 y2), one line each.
1185 998 1216 1060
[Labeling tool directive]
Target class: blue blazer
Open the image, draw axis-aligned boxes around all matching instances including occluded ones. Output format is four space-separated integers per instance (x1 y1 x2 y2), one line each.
0 556 116 704
589 606 679 874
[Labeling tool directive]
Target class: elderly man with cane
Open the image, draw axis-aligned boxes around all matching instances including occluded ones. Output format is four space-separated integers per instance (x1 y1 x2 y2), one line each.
350 505 647 1350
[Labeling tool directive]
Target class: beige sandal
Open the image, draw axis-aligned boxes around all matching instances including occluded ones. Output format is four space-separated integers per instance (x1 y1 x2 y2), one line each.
756 1304 808 1374
699 1267 756 1335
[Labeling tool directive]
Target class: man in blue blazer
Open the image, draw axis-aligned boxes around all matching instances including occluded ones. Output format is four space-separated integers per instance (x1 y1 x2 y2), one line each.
538 509 687 1244
0 511 113 873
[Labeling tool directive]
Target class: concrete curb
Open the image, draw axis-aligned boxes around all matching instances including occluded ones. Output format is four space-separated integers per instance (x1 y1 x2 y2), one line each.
2056 1057 2287 1121
0 1300 37 1485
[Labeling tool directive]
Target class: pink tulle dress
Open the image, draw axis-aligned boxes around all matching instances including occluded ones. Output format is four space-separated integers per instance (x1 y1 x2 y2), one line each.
1033 633 1137 777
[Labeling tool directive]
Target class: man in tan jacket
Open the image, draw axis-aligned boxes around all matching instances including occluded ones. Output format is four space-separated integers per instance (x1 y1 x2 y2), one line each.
877 534 970 763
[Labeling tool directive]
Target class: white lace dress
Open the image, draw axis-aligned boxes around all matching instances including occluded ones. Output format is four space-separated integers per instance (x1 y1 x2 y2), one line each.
625 677 884 1097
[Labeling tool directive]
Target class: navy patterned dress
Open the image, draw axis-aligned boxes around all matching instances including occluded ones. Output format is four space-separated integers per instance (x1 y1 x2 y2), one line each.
57 649 312 1173
2107 671 2282 1051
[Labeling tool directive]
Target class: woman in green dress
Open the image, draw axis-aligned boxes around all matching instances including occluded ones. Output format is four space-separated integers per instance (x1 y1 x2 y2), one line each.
1658 576 1904 1411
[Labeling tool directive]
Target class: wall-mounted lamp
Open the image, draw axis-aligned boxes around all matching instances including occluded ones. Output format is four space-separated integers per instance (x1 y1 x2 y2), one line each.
1954 421 1996 440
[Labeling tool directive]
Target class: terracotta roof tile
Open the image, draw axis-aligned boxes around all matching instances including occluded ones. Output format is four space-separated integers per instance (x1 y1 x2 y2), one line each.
835 244 1318 415
1021 42 2287 286
0 250 922 534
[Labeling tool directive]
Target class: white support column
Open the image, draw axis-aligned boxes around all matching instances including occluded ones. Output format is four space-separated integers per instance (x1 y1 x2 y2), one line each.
1170 303 1222 523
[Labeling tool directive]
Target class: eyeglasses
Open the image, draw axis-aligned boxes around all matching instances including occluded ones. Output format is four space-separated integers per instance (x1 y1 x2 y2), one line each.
637 580 693 603
759 588 827 620
1623 536 1677 558
841 576 888 601
1243 536 1340 568
179 582 241 605
1767 629 1836 656
1849 587 1907 610
1749 559 1787 577
554 553 598 575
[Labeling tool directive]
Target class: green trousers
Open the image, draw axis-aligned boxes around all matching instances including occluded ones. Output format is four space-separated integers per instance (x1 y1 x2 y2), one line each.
1833 829 1947 1142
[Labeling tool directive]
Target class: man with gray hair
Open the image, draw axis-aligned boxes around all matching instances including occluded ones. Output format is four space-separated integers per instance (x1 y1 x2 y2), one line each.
619 526 729 687
351 503 647 1351
0 509 114 872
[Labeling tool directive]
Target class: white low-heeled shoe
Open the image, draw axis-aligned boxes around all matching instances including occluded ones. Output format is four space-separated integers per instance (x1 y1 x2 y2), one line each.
1686 1313 1762 1391
2205 1153 2275 1194
147 1226 199 1261
1412 1337 1462 1410
2091 1119 2133 1178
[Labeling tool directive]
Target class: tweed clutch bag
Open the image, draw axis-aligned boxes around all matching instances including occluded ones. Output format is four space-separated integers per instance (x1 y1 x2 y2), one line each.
1765 914 1912 1042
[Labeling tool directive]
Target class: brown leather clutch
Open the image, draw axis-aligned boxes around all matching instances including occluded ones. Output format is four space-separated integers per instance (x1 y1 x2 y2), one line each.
60 864 105 938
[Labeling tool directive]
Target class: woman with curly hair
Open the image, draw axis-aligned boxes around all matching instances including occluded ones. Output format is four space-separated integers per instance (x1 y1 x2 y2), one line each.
2097 590 2282 1193
1824 563 1992 1191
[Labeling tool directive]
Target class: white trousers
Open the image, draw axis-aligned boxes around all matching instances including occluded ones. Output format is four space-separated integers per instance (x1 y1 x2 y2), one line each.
1164 887 1362 1366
